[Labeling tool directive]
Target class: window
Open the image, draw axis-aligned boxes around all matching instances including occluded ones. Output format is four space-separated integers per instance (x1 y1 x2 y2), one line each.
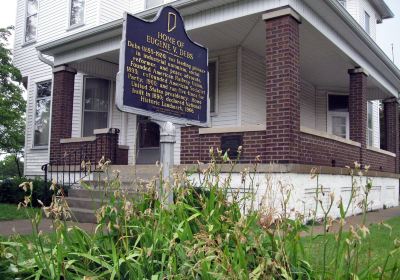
209 60 218 114
338 0 346 8
145 0 164 9
364 11 370 34
327 94 349 139
82 78 110 137
367 101 374 146
25 0 38 42
70 0 85 27
34 81 52 147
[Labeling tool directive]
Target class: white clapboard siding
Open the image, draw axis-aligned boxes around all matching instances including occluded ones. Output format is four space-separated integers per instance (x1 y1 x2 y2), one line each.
99 0 130 24
346 0 359 21
210 48 238 127
241 48 266 126
372 100 380 148
359 0 378 41
71 74 84 138
300 80 317 129
315 90 328 132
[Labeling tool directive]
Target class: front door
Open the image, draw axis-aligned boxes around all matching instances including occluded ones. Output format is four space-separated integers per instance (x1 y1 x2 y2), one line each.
136 116 160 164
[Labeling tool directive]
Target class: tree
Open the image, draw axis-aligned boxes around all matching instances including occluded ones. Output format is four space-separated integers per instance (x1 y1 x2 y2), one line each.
0 26 26 177
0 154 24 179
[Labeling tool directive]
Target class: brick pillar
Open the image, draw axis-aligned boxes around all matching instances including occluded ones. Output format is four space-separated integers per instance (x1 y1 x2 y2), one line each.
50 66 77 162
263 8 301 163
384 98 399 173
348 68 368 165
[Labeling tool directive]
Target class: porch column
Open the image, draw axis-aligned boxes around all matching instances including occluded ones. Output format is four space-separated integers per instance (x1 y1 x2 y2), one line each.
263 7 301 163
50 65 77 162
383 97 399 172
348 68 368 165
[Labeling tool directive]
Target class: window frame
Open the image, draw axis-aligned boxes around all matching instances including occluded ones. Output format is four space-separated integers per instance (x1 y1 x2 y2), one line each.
33 78 53 148
81 76 112 137
23 0 39 44
68 0 85 30
326 93 350 139
367 101 374 147
364 11 370 35
208 58 219 116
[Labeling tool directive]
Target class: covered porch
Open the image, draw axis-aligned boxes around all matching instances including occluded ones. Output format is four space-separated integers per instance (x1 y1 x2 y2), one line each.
36 2 400 174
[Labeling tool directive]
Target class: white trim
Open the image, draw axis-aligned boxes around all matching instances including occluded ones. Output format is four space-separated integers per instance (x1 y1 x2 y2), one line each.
367 146 396 157
68 0 86 29
60 136 96 143
300 126 361 147
199 125 265 134
262 6 301 23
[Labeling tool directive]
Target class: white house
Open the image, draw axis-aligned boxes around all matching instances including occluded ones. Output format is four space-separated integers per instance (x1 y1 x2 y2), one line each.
13 0 400 219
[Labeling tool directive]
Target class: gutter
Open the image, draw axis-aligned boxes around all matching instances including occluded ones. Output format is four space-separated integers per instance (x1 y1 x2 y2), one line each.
37 50 54 67
326 0 400 82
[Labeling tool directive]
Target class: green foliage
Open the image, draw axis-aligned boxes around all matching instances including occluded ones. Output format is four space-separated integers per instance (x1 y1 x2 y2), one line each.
0 157 399 279
0 26 26 154
0 154 24 179
0 177 52 207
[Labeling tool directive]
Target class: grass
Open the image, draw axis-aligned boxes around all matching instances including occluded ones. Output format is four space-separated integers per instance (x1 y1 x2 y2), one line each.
303 216 400 278
0 203 40 221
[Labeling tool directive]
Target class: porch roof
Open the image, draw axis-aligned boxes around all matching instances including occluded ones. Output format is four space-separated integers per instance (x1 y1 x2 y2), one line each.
36 0 400 98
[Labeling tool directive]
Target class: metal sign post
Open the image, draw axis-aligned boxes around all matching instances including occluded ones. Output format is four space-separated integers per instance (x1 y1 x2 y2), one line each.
154 120 176 206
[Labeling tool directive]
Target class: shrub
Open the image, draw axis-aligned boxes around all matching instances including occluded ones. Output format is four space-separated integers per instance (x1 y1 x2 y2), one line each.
0 177 52 207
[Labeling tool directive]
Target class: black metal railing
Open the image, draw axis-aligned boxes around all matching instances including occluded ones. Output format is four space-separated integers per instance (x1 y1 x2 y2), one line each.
41 129 120 189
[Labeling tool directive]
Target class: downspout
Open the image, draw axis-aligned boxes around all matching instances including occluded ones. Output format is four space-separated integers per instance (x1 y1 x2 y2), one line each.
37 50 54 67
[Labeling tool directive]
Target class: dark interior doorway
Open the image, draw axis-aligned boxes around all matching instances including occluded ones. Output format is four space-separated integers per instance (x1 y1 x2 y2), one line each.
136 116 160 164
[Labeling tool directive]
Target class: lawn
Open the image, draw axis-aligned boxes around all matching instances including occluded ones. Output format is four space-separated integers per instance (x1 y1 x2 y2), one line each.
303 216 400 278
0 203 40 221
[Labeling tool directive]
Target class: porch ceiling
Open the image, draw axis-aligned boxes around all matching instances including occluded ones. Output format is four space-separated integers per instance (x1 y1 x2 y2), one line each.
187 13 392 100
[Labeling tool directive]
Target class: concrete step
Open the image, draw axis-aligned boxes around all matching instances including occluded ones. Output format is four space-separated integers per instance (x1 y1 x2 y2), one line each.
66 197 104 210
69 207 97 223
68 188 144 199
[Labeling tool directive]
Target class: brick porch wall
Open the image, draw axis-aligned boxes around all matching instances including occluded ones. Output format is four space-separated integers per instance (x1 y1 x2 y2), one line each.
181 128 396 173
298 133 360 168
57 130 128 166
365 149 396 173
181 127 266 164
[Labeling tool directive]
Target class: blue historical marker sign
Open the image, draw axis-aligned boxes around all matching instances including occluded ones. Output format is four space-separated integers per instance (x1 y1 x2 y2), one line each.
116 6 209 126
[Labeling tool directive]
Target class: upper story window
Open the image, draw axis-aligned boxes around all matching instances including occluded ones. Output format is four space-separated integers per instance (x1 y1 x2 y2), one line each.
146 0 165 9
34 80 52 147
338 0 346 8
25 0 38 43
70 0 85 27
364 11 370 35
208 60 218 114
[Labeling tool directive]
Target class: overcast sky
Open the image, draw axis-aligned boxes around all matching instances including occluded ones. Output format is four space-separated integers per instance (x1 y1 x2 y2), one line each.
0 0 399 67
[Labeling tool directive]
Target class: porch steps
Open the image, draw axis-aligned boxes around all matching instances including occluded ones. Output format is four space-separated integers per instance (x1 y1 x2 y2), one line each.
66 165 159 223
